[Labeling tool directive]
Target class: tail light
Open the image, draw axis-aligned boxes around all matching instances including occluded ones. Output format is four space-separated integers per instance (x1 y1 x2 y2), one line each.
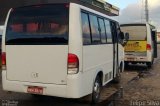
68 53 79 74
2 52 6 70
147 44 151 51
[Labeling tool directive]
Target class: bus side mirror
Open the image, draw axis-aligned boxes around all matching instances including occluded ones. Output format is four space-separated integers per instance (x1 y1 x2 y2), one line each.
119 32 124 40
119 32 128 46
124 33 129 41
122 33 129 46
118 32 124 46
119 32 129 46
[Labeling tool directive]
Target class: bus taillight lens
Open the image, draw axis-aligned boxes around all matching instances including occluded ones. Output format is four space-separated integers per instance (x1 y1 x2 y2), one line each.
2 52 6 70
68 53 79 74
147 44 151 51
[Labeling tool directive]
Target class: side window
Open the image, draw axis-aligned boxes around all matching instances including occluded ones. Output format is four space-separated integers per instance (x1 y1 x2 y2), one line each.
98 18 107 43
104 19 112 43
89 14 101 44
81 12 91 45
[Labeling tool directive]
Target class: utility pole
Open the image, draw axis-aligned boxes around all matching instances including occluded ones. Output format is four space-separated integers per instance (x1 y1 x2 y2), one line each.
145 0 149 22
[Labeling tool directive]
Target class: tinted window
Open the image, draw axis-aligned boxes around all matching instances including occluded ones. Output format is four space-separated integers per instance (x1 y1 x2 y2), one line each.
6 4 69 45
81 12 91 45
121 26 147 40
89 15 101 44
98 18 106 43
105 20 112 43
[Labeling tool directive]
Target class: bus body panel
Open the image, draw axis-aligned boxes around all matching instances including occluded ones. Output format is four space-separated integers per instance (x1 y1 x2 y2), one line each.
146 24 153 62
3 4 69 85
83 45 114 84
6 45 68 84
2 3 124 99
68 4 82 72
118 43 124 71
2 70 90 98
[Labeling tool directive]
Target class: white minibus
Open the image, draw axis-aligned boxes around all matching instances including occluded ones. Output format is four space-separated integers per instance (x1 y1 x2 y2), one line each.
120 23 157 68
2 0 128 103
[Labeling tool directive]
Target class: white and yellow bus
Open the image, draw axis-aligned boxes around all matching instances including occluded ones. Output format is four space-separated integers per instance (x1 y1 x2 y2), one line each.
121 23 157 68
2 0 128 103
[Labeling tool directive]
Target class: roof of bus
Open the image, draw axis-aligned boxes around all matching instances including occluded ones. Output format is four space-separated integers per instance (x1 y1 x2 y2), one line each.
120 23 156 30
121 22 155 26
120 23 146 27
12 0 119 16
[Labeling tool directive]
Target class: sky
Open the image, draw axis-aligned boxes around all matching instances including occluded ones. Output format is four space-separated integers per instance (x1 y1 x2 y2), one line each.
107 0 138 9
107 0 160 31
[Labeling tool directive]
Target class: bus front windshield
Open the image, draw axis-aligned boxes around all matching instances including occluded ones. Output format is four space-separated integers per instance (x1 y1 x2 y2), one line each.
121 25 147 41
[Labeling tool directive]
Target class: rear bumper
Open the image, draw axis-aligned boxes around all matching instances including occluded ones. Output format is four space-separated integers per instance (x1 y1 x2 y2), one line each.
124 56 151 63
2 71 87 98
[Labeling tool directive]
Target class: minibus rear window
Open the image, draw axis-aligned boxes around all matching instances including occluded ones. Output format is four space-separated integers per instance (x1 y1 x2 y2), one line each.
121 25 147 41
6 4 69 45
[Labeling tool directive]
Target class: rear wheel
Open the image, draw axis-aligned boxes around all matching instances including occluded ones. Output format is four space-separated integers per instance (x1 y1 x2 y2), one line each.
124 62 129 68
131 62 137 65
31 94 43 98
146 58 154 68
91 76 102 104
146 62 152 68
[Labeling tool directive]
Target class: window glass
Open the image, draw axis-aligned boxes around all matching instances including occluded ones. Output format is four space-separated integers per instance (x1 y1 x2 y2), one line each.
104 20 112 43
81 12 91 45
89 15 101 44
98 18 106 43
121 26 147 40
6 4 69 45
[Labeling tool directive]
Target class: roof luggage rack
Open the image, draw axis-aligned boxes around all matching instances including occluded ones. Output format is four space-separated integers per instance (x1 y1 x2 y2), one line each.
33 0 120 16
79 0 119 16
4 0 119 16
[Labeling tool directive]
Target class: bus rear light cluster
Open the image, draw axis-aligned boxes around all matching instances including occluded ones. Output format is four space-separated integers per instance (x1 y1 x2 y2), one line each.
147 44 151 51
2 52 6 70
67 53 79 74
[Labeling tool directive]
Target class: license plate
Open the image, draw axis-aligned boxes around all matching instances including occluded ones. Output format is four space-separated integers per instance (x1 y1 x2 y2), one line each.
27 86 43 94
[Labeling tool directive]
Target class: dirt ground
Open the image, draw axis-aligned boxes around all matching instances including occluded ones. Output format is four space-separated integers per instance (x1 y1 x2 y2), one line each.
117 45 160 106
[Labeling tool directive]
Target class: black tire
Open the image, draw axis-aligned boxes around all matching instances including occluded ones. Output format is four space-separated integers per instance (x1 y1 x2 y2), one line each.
131 62 137 65
124 62 129 68
146 58 154 68
31 94 43 98
91 76 102 104
146 62 152 68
